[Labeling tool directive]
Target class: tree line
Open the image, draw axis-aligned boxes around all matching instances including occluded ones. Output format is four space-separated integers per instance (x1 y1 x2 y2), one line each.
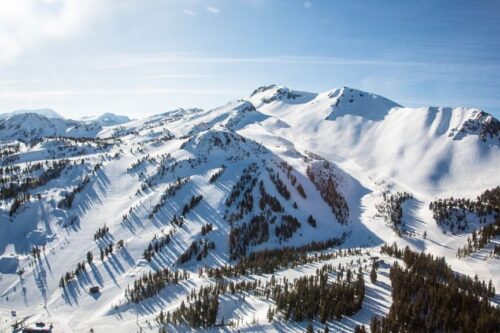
125 268 189 303
374 243 499 332
429 186 499 232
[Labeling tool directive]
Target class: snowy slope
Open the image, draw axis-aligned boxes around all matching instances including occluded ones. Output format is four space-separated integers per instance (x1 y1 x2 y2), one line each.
0 85 498 332
248 85 500 198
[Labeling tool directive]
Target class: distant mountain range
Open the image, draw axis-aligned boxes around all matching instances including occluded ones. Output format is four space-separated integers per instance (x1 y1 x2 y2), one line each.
0 109 132 142
0 108 64 120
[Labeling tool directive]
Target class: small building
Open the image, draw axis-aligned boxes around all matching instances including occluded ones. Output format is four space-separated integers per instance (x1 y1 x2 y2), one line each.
22 328 52 333
89 286 100 294
22 322 52 333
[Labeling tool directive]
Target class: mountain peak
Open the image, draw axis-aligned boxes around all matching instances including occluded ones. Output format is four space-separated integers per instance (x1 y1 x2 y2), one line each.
451 109 500 142
248 85 317 105
0 108 64 120
81 112 132 126
326 87 401 121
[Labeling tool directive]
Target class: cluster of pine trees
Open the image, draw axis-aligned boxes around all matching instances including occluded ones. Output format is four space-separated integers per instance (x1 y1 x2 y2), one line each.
46 135 119 149
3 159 88 215
9 192 31 216
277 160 307 198
200 223 213 236
59 260 88 288
42 140 113 160
212 234 348 277
457 217 500 257
30 246 42 260
157 261 364 330
375 191 412 234
274 268 364 323
209 165 226 183
93 225 110 241
1 159 72 199
150 132 175 144
0 164 21 178
170 214 184 228
58 163 102 209
225 181 255 224
160 294 219 329
382 243 496 297
143 233 172 262
306 163 349 224
157 282 225 329
0 142 20 158
149 177 190 219
181 194 203 215
226 162 305 260
429 186 500 232
374 243 499 332
267 167 291 200
229 214 269 259
125 268 189 303
98 242 115 261
177 239 215 264
140 153 174 186
126 153 158 172
258 180 284 213
225 163 258 207
275 214 301 240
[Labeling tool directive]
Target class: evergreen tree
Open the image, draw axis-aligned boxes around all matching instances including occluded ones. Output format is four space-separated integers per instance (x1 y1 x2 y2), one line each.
86 251 93 265
370 265 377 283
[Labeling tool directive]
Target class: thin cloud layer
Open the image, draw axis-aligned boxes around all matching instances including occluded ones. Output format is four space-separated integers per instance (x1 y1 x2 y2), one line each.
206 6 220 14
183 9 197 16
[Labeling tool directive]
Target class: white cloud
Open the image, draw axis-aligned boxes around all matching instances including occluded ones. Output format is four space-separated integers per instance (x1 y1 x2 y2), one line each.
206 6 220 14
0 0 105 63
183 9 196 16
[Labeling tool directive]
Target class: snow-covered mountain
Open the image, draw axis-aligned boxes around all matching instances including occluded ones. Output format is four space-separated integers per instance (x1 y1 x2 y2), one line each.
0 108 64 120
0 113 102 142
0 86 498 332
81 112 132 126
0 110 131 142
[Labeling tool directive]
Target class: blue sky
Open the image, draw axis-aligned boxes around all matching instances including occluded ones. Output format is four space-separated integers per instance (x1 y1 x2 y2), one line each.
1 0 499 119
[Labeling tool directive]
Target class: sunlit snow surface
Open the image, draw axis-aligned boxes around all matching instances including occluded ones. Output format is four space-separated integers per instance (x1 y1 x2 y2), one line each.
0 86 498 332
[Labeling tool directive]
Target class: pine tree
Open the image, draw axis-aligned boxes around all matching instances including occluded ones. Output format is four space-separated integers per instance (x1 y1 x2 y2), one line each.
267 306 274 322
87 251 93 264
370 265 377 283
